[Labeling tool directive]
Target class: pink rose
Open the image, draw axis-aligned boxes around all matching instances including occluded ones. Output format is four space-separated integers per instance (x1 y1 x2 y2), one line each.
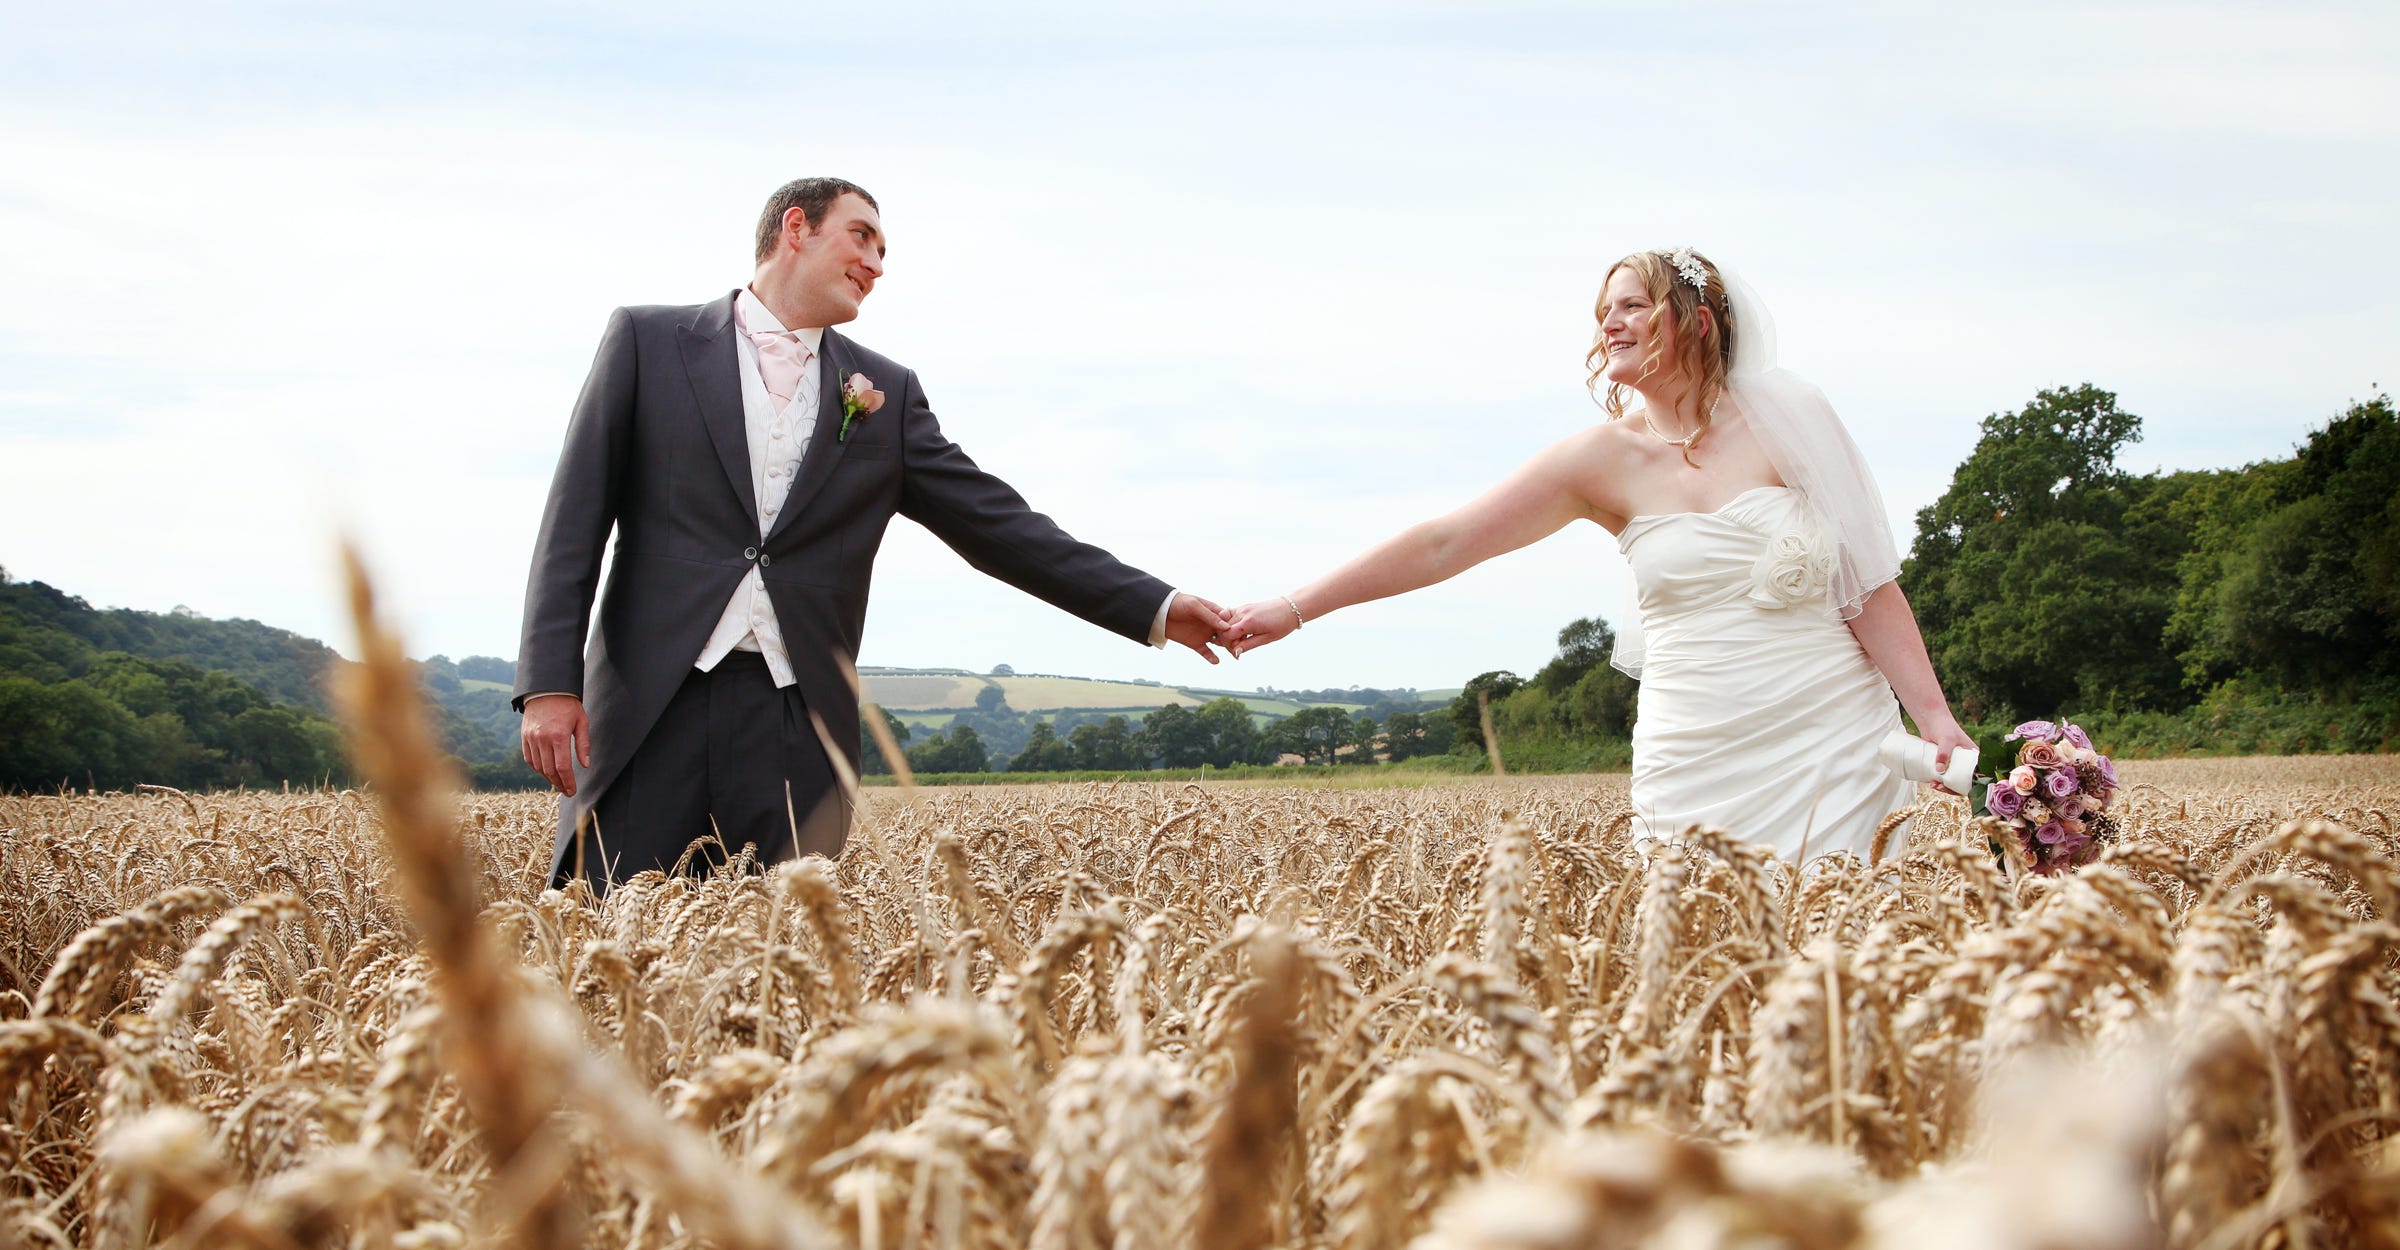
1986 781 2027 819
844 372 886 414
2021 740 2062 769
2010 764 2039 794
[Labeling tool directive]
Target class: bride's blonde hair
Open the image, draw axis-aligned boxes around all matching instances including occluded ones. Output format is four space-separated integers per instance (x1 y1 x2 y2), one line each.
1586 249 1737 458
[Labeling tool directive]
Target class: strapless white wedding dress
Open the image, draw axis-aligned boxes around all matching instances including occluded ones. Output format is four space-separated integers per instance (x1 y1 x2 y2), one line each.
1617 485 1914 860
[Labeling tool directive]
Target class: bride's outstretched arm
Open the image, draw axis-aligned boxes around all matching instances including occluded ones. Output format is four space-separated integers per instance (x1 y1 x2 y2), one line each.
1847 582 1976 779
1219 434 1604 657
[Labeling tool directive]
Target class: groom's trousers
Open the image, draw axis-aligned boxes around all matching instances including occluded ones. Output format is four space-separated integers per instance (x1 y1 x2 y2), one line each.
554 650 847 895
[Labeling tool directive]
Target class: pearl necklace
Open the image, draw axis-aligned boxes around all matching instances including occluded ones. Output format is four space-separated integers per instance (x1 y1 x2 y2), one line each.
1644 395 1720 447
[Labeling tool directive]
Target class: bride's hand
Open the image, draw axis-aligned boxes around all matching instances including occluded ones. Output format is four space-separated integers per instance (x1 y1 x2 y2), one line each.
1218 598 1304 658
1925 719 1978 796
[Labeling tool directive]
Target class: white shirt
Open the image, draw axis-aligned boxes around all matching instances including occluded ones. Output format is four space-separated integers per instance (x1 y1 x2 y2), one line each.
690 288 823 686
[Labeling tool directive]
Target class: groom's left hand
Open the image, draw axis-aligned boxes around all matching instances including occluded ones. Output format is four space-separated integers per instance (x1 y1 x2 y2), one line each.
1164 593 1233 664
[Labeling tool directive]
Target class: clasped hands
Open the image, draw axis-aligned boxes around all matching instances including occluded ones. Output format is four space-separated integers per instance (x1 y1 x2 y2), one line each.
1168 592 1302 663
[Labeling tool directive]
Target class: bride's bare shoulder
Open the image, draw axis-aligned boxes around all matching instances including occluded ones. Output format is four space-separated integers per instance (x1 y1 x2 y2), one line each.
1530 418 1648 529
1555 415 1649 464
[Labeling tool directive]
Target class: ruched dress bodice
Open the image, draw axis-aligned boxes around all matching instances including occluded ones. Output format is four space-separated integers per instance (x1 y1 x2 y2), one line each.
1616 486 1913 859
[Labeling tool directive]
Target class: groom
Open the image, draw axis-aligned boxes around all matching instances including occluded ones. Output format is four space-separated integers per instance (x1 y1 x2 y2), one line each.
514 177 1229 892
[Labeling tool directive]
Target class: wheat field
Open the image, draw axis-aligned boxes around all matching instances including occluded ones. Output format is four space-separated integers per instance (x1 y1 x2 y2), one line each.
0 589 2395 1250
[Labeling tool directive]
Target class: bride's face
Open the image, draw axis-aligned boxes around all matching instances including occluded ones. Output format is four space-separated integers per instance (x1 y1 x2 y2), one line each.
1597 266 1676 388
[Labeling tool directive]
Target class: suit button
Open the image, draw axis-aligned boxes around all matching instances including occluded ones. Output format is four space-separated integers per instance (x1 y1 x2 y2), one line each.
744 546 759 560
758 553 774 568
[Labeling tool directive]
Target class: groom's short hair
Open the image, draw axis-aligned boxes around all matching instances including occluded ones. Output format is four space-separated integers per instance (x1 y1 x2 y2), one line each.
755 178 880 263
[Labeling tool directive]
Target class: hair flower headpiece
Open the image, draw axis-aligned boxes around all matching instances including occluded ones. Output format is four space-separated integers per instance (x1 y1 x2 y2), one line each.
1667 246 1709 293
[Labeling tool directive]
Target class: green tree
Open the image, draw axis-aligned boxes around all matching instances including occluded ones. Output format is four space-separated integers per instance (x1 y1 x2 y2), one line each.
227 706 326 782
1511 617 1637 739
2173 396 2400 695
458 655 514 683
940 725 988 773
1565 661 1638 739
1900 384 2189 717
860 707 912 775
1532 617 1611 694
419 655 463 697
1268 705 1353 765
1344 710 1381 763
0 676 140 790
1449 671 1523 753
1069 716 1139 770
1141 703 1207 768
1011 720 1075 772
1195 697 1264 766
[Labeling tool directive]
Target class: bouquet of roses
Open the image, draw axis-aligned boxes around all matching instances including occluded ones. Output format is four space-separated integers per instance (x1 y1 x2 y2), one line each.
1982 719 2121 875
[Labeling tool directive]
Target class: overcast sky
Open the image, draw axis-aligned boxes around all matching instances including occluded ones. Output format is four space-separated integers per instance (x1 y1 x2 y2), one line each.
5 2 2395 694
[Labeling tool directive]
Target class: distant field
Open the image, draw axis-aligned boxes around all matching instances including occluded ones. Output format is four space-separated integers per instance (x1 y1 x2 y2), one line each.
460 678 511 694
861 673 990 709
864 670 1202 713
990 675 1199 711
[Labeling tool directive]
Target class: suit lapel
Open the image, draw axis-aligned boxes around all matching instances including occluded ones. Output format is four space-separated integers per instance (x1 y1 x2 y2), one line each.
765 327 855 544
677 293 758 523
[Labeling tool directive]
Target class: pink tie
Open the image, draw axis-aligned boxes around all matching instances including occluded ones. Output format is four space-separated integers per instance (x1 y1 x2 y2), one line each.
752 331 811 410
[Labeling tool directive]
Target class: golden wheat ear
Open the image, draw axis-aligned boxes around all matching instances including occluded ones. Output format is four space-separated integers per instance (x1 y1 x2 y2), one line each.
335 541 835 1250
334 541 584 1243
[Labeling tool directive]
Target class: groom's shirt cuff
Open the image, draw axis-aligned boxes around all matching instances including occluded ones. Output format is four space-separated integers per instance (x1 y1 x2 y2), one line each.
1147 589 1177 649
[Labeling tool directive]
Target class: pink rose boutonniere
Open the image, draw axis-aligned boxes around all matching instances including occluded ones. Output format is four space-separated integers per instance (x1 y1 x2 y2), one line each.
839 372 885 442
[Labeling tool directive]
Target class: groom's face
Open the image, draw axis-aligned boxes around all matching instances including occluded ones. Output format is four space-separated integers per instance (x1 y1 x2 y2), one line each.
792 193 887 324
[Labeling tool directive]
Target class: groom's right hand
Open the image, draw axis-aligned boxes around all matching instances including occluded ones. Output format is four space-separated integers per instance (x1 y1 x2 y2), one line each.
521 694 592 796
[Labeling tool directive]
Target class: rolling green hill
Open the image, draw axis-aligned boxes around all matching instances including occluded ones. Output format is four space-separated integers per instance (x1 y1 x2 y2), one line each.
1 570 1450 791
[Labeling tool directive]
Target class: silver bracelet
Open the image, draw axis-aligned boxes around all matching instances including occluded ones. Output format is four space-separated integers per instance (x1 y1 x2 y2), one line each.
1281 594 1305 629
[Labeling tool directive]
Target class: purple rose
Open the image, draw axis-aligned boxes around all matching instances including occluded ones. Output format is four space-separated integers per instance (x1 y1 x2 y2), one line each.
2058 831 2091 860
2053 794 2085 819
2035 820 2067 846
2043 768 2080 799
1987 782 2027 819
2006 720 2058 743
2060 722 2092 751
2096 755 2118 787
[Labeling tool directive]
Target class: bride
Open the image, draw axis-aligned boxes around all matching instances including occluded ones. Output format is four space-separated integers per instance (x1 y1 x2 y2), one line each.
1216 248 1973 861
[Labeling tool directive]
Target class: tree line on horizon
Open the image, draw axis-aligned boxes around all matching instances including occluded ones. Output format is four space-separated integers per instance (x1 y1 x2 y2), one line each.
2 385 2392 791
859 691 1465 776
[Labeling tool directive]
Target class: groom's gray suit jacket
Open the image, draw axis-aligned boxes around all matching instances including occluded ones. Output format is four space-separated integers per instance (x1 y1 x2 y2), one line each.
514 291 1171 861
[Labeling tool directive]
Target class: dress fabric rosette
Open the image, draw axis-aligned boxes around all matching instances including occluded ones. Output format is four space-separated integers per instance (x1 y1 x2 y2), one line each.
1616 486 1914 859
